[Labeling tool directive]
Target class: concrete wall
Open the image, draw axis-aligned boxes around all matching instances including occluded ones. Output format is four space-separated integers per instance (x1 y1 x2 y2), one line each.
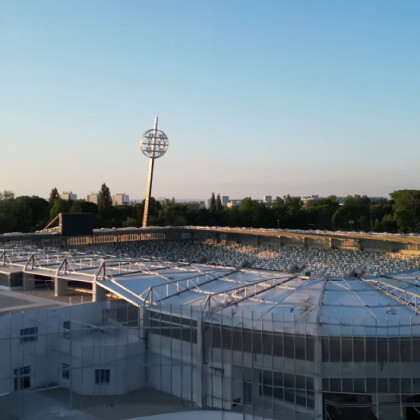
0 300 145 396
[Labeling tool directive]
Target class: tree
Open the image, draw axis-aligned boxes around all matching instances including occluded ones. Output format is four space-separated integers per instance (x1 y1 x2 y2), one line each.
332 195 371 231
48 187 60 208
306 196 339 230
49 198 72 221
0 190 14 200
158 202 188 226
97 183 112 215
390 190 420 233
209 193 216 212
371 199 393 228
216 194 223 212
69 200 98 215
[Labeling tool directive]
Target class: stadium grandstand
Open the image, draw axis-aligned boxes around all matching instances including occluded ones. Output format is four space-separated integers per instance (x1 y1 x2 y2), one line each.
1 226 420 419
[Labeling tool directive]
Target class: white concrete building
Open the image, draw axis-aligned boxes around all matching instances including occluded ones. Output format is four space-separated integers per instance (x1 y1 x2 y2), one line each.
87 193 99 204
112 193 130 205
60 192 77 201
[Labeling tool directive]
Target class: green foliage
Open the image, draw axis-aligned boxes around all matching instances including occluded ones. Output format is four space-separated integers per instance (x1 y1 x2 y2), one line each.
49 198 72 221
216 194 223 212
209 193 216 212
0 195 49 233
0 190 15 200
332 195 371 231
97 183 112 215
48 187 60 208
2 189 420 235
158 203 188 226
306 196 339 230
390 190 420 233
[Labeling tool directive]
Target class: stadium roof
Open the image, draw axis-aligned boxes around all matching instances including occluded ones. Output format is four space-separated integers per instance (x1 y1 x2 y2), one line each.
1 246 420 336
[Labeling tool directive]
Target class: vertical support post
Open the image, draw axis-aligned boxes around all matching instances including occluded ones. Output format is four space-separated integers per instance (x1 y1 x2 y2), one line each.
142 117 158 227
54 277 68 296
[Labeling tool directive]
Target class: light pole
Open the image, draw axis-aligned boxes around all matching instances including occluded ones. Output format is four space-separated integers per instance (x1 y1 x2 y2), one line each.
139 117 169 227
349 220 354 231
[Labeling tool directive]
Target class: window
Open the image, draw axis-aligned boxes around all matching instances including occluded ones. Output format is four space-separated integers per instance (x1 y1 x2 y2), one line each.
62 363 70 380
20 327 38 343
149 311 197 343
95 369 110 384
63 321 71 339
14 366 31 391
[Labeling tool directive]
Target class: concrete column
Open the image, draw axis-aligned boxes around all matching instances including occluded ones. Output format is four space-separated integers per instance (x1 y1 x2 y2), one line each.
22 273 35 290
54 277 68 296
93 282 107 302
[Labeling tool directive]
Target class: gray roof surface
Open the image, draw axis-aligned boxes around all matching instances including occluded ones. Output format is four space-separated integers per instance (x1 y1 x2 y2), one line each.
1 245 420 336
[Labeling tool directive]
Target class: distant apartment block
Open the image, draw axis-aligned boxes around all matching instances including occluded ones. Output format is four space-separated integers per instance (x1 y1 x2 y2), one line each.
187 200 206 209
226 200 241 208
301 195 319 206
112 193 130 205
262 195 272 204
222 196 229 207
60 192 77 201
157 197 170 206
87 193 99 204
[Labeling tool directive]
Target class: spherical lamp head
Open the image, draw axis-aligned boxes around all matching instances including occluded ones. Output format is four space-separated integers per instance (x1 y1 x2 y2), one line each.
140 129 169 159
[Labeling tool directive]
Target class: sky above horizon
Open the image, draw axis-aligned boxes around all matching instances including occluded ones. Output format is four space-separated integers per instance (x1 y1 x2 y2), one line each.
1 0 419 201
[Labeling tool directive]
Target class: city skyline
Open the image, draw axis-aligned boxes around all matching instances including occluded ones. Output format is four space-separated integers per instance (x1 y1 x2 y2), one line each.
1 1 419 200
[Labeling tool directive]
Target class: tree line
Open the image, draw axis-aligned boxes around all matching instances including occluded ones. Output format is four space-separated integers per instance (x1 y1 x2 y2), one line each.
0 186 419 234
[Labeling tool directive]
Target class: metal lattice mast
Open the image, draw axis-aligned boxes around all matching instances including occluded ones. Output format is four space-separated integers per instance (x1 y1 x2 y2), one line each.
140 117 169 227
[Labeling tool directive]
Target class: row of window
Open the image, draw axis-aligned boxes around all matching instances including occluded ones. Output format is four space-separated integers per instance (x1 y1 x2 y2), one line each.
208 326 315 361
149 320 420 366
253 370 314 409
149 319 198 343
322 337 420 363
322 377 420 394
148 311 198 343
148 311 198 328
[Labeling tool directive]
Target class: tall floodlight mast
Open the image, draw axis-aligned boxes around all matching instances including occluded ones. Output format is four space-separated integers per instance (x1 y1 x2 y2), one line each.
139 117 169 227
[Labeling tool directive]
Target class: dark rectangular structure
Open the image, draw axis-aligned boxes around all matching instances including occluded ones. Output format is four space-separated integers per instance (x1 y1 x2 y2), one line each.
60 213 94 237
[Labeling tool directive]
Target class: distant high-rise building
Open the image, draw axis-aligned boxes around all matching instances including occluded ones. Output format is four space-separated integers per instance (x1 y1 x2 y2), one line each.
60 192 77 201
112 193 130 205
157 197 170 205
87 193 98 204
262 195 272 204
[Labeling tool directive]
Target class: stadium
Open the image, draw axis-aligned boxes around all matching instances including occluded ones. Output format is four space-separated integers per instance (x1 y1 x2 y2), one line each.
1 226 420 419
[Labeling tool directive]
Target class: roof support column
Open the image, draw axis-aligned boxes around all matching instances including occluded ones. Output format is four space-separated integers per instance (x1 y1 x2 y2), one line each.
93 281 107 302
22 273 35 290
54 276 68 296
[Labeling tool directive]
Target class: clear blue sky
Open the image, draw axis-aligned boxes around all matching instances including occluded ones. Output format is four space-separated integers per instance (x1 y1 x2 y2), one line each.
1 0 419 201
